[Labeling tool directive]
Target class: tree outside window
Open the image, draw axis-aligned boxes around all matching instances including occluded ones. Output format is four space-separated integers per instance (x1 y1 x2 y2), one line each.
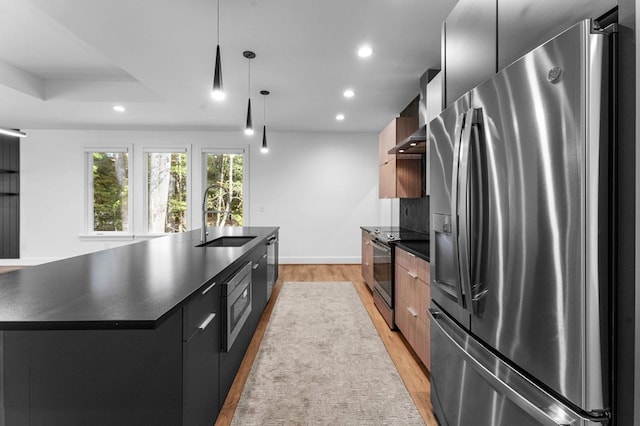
91 151 129 232
205 153 243 227
146 152 187 233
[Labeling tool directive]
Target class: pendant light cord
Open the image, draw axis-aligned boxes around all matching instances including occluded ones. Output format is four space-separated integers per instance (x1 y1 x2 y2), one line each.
216 0 220 43
247 59 251 97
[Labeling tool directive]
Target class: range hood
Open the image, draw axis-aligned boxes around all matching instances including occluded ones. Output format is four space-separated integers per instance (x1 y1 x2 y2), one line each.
387 125 426 155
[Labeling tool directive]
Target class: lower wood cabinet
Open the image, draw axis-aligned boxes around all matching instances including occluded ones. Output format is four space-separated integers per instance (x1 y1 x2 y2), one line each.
395 247 431 369
361 230 374 291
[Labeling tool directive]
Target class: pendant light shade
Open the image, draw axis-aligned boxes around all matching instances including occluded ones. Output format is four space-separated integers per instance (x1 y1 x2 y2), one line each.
261 125 268 153
260 90 270 153
243 51 256 136
244 98 254 135
211 0 225 101
211 45 224 100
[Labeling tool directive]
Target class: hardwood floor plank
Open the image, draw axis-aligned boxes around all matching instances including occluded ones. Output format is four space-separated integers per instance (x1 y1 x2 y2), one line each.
216 264 437 426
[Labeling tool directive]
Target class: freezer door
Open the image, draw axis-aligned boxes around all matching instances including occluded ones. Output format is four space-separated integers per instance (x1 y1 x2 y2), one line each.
429 307 606 426
429 94 471 328
467 20 611 413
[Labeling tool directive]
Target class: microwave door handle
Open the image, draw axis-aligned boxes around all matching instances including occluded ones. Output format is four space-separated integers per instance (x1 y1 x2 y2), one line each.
458 108 476 314
451 112 467 309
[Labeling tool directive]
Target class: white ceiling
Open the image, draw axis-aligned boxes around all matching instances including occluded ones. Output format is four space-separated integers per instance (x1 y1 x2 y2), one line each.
0 0 455 133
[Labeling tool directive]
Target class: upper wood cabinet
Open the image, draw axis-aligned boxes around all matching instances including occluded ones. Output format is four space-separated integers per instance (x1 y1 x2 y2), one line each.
378 116 423 199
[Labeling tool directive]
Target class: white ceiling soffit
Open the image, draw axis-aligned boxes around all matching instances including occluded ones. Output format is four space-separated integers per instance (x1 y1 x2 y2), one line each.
0 0 455 132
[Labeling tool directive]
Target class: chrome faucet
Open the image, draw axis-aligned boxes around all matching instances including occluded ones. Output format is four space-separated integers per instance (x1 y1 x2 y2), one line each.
201 184 231 242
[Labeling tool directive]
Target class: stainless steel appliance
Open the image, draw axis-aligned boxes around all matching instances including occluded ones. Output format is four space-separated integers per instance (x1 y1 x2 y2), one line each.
222 261 252 352
371 238 394 328
266 233 278 300
429 19 615 425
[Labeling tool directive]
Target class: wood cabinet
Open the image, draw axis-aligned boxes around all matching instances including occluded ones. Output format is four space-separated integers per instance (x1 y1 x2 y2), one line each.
361 230 374 291
378 116 423 199
394 247 431 369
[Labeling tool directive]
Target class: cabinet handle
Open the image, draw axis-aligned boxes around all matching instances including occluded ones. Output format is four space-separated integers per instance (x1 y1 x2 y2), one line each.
202 282 216 295
408 271 418 279
252 263 260 270
407 307 418 318
364 262 369 266
198 313 216 330
262 253 267 259
407 252 416 258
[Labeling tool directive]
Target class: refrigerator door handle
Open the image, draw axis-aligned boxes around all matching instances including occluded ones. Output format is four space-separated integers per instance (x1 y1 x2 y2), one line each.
457 108 475 313
450 112 467 308
429 308 606 426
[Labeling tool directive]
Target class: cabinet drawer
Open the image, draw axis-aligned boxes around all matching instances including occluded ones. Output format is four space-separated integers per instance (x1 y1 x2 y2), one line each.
396 248 418 276
417 256 430 283
183 280 219 342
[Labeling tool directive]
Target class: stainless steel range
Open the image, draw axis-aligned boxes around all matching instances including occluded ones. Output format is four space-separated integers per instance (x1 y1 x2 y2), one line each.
367 227 429 329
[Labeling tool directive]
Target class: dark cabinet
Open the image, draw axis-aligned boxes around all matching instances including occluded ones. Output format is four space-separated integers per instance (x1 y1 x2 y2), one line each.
444 0 497 106
0 134 20 258
183 280 220 426
497 0 617 70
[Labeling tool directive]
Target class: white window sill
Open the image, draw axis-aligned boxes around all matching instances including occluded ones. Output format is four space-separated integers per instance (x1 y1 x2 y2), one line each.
78 233 135 242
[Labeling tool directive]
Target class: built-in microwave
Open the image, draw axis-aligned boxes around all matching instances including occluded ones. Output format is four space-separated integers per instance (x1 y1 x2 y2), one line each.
222 261 252 352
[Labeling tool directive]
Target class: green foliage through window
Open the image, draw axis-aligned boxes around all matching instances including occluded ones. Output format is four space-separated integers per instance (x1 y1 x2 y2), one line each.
205 153 243 227
92 152 129 232
147 152 187 233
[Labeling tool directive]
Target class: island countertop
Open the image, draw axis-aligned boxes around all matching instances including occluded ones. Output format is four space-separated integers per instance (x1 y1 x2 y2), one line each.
0 227 279 331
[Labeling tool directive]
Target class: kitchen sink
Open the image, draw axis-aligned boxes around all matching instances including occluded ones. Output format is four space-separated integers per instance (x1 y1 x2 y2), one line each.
196 236 256 248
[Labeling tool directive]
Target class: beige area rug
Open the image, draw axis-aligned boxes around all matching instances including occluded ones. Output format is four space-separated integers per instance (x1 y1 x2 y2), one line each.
231 281 425 425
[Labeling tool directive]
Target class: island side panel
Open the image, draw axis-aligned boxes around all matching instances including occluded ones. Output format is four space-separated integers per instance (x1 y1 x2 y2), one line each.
3 313 183 426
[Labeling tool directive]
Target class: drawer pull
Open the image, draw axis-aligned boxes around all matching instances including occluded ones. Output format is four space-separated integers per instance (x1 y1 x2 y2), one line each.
408 271 418 279
407 252 416 258
252 263 260 270
262 253 267 259
407 307 418 318
202 282 216 295
364 262 369 266
198 313 216 330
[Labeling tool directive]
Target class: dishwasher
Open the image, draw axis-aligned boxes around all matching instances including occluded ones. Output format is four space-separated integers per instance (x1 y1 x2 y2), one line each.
266 233 279 300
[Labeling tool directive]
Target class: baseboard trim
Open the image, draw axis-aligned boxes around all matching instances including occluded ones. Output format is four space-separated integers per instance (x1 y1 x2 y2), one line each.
280 257 361 265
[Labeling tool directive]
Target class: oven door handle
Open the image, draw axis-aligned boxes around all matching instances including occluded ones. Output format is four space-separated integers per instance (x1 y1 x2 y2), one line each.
370 240 391 253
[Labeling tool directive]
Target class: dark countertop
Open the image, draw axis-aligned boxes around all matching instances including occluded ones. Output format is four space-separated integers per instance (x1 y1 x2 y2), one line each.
361 226 429 260
394 240 430 262
0 227 279 331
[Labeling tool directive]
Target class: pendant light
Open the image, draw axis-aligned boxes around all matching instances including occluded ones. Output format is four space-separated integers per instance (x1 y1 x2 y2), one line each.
260 90 270 153
243 51 256 135
211 0 225 101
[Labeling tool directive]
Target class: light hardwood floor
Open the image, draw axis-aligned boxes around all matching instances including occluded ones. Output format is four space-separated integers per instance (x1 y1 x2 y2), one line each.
216 264 438 426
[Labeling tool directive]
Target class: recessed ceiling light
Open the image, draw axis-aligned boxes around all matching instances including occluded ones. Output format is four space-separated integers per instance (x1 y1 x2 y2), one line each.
336 114 345 121
357 45 373 58
113 105 125 112
343 89 355 98
410 142 417 147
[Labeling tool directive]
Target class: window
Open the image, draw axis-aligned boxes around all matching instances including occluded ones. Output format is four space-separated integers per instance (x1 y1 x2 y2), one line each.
204 150 244 227
145 150 188 234
86 149 131 233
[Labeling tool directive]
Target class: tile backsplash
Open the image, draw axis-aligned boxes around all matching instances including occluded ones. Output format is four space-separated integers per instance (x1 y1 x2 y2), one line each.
399 196 429 234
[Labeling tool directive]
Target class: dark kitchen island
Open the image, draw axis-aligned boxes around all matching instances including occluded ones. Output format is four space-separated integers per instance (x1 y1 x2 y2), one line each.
0 226 279 426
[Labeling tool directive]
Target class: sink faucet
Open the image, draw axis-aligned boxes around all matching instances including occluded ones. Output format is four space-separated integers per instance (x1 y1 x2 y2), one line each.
201 184 231 242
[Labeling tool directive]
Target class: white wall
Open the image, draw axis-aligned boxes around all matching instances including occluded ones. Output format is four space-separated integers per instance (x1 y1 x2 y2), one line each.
10 129 397 265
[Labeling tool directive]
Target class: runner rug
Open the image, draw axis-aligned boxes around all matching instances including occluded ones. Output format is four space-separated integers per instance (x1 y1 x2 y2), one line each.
231 281 425 425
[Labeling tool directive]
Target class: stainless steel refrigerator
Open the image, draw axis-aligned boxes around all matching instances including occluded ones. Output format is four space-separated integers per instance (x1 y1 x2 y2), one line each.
428 19 616 425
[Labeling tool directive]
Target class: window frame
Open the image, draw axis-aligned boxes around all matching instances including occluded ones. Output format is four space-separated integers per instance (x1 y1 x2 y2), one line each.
201 148 248 227
142 147 191 236
83 146 133 237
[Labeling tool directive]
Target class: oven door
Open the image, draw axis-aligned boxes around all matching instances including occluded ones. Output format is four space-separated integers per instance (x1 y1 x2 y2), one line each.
371 240 392 305
223 262 253 352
